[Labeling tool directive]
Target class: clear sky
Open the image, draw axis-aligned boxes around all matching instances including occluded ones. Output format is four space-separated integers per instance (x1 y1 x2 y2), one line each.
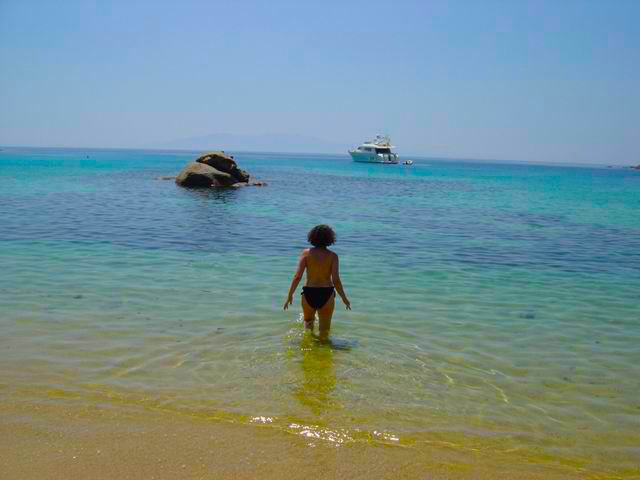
1 0 638 164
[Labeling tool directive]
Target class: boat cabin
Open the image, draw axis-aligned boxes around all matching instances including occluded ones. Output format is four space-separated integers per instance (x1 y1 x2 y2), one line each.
358 146 391 154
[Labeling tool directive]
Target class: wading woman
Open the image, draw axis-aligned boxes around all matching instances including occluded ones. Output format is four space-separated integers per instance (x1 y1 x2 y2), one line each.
284 225 351 339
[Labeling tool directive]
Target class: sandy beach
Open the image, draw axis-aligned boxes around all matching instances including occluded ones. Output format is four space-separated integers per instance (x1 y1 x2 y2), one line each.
2 400 588 480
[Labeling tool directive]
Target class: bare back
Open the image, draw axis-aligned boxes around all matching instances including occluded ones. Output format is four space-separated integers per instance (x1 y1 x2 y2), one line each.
303 247 335 287
284 234 350 324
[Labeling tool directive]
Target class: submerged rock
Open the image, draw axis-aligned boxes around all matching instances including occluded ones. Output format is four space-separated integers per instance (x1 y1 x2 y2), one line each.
230 180 268 188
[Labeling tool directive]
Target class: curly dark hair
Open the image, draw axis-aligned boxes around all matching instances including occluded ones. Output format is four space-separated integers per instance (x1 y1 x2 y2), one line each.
307 224 336 248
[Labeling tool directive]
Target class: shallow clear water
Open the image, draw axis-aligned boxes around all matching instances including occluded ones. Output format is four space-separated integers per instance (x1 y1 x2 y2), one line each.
1 148 639 476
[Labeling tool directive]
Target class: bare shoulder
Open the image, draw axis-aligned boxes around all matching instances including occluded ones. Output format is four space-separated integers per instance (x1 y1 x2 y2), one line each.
301 248 310 257
329 250 339 261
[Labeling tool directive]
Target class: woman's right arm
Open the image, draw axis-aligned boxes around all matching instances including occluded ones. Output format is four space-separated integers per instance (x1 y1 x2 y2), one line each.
284 251 307 310
332 254 351 310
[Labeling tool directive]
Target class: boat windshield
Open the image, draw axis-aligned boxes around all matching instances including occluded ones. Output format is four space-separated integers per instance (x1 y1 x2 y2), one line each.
375 148 391 154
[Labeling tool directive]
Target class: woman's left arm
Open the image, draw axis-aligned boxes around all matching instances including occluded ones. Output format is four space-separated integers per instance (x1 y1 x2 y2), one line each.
284 252 307 310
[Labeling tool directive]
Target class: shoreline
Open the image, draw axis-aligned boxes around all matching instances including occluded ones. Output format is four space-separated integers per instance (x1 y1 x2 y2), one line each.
1 402 589 480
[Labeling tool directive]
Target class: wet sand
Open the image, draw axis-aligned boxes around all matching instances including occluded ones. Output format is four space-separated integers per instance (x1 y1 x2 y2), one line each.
1 403 581 480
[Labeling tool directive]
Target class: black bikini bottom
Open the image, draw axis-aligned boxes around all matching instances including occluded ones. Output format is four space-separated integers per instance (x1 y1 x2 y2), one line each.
302 286 335 310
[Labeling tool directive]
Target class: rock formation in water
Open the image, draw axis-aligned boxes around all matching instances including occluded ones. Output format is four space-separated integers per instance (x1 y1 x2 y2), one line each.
175 151 265 188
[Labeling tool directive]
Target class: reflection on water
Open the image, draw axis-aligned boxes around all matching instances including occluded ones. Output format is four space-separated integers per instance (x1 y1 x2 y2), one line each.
181 185 241 204
294 333 337 416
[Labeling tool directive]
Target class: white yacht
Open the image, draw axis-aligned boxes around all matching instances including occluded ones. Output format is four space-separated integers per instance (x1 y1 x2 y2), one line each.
349 134 399 164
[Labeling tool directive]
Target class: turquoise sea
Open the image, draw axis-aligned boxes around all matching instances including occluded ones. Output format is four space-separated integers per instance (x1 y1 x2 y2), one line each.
1 148 639 477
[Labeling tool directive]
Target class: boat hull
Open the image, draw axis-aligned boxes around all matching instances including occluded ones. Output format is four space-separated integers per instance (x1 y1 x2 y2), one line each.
349 151 399 164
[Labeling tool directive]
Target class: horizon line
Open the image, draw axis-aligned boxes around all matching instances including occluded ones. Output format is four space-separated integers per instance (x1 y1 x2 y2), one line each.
0 144 636 169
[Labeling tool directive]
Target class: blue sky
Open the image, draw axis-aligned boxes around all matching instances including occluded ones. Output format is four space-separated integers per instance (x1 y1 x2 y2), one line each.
1 0 638 164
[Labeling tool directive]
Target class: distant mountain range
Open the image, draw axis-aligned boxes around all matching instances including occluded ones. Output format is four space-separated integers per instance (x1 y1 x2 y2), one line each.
158 133 350 154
